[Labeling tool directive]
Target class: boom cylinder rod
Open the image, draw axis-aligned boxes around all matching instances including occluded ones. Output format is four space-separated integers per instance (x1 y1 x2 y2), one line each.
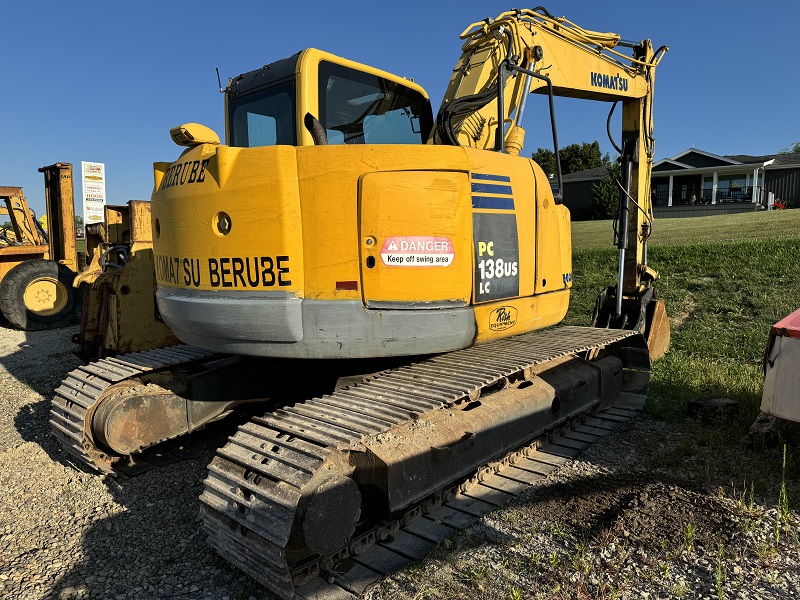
615 248 626 317
615 157 633 317
515 62 533 124
617 38 645 49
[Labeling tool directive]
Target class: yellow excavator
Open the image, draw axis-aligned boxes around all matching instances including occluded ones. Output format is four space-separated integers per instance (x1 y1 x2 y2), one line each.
51 8 669 598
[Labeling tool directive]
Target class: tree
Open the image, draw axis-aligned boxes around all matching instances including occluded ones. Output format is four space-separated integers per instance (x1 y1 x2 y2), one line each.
530 147 557 176
590 159 621 220
531 141 611 176
779 142 800 154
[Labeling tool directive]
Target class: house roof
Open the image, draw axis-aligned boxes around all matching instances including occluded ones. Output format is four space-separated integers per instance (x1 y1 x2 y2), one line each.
656 159 694 169
669 148 741 166
653 149 800 172
561 166 609 182
724 153 800 167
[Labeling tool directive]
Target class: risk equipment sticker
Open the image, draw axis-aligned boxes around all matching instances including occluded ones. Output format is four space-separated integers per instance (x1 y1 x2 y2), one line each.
380 236 455 267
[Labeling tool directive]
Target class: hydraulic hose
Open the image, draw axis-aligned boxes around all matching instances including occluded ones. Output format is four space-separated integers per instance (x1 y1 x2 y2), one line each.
436 24 515 146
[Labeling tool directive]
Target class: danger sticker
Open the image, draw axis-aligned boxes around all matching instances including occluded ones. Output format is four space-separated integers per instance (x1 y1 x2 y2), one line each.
381 236 454 267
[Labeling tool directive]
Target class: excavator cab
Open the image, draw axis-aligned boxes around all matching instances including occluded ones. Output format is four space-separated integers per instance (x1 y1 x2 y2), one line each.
224 51 433 148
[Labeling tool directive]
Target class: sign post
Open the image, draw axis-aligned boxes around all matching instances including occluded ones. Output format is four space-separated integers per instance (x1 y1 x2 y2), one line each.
81 161 106 225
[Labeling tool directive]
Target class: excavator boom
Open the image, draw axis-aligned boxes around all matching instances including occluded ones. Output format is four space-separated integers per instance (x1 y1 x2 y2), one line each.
433 7 669 355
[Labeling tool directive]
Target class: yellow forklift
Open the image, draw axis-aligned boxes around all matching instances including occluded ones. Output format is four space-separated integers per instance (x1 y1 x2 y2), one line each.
0 163 80 330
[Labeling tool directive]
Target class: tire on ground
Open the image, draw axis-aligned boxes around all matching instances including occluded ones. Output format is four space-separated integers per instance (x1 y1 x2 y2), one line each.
0 259 77 331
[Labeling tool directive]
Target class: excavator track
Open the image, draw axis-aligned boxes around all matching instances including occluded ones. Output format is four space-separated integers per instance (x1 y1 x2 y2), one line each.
199 326 648 599
292 406 636 600
50 345 217 474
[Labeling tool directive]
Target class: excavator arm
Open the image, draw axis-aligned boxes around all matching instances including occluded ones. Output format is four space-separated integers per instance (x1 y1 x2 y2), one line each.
433 7 670 358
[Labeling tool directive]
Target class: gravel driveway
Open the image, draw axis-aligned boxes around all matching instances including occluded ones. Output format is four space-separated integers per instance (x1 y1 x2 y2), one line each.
1 324 797 599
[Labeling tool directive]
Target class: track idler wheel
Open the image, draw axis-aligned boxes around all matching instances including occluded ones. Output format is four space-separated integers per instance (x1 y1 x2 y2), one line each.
299 473 361 556
91 384 190 455
90 382 250 456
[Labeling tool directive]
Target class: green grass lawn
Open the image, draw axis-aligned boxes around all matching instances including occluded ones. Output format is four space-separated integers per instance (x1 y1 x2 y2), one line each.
565 211 800 494
572 209 800 251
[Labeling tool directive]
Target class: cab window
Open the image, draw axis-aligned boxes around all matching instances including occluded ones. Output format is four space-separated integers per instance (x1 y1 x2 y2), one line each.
318 61 432 145
228 81 296 147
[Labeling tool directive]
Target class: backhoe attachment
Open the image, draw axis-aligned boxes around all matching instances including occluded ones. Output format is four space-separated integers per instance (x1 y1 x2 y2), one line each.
592 286 670 360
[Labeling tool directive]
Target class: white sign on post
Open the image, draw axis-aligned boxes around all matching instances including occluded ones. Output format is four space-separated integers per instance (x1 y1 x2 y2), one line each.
81 161 106 224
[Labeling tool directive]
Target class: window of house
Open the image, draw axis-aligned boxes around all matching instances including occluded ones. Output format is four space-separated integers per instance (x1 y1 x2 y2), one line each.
654 182 669 206
715 174 750 201
718 174 747 190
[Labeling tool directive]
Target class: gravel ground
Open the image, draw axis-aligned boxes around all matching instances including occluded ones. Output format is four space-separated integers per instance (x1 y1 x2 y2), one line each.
366 418 800 599
1 324 798 599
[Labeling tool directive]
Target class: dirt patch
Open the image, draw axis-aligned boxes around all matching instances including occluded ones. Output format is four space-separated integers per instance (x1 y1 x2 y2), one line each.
669 290 697 328
524 472 738 552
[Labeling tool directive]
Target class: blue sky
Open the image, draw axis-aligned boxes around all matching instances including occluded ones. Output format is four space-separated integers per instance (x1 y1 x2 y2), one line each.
4 1 799 216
